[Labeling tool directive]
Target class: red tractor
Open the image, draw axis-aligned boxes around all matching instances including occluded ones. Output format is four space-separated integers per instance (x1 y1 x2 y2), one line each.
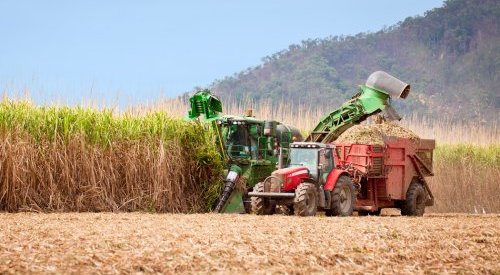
248 138 435 217
248 142 356 216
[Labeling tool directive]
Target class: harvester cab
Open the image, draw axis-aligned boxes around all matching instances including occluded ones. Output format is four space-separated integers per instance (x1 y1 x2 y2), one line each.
187 90 303 214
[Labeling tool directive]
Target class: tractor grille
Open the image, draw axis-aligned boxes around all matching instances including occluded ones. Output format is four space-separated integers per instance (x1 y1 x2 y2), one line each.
264 176 284 192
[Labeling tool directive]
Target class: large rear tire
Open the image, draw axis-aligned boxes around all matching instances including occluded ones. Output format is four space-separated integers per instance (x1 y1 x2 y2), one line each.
401 180 426 216
251 182 275 215
330 176 355 216
294 183 317 216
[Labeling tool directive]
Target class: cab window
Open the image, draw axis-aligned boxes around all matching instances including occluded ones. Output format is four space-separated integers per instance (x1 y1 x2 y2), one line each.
319 149 334 181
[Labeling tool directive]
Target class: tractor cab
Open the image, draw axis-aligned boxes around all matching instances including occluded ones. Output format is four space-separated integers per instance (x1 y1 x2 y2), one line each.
289 142 335 184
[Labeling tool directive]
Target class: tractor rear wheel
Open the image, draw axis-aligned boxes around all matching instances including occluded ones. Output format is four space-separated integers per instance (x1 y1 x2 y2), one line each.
330 176 355 216
401 180 426 216
294 183 317 216
251 182 275 215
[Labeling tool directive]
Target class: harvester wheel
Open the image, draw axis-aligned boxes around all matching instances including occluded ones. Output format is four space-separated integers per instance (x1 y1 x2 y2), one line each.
251 182 275 215
401 180 426 216
330 176 355 216
294 183 317 216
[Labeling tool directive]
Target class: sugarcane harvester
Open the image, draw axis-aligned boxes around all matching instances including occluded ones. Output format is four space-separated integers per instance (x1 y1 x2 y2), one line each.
187 90 303 213
249 71 435 216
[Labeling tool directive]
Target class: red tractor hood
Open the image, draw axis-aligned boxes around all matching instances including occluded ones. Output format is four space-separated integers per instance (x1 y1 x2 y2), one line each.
272 166 309 177
272 166 310 191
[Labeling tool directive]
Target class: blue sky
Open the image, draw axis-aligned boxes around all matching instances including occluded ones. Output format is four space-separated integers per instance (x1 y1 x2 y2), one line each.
0 0 444 106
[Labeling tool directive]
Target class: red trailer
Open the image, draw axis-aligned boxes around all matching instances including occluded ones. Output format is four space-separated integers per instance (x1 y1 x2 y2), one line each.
248 137 435 216
335 137 435 215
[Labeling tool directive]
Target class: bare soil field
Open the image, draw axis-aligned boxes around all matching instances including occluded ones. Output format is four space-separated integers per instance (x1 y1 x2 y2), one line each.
0 213 498 274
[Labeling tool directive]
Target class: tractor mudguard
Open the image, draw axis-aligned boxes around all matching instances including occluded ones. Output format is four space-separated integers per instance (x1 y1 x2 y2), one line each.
323 169 349 191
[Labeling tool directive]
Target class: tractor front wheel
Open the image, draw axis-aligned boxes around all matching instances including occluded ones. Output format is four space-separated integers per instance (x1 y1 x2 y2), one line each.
294 183 317 216
251 182 275 215
401 180 426 216
330 176 355 216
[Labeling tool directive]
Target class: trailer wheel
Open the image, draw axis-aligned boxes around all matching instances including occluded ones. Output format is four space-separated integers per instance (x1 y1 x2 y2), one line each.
401 180 426 216
330 176 355 216
294 183 317 216
251 182 275 215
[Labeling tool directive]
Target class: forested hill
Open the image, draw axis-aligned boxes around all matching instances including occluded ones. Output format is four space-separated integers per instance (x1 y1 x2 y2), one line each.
207 0 499 123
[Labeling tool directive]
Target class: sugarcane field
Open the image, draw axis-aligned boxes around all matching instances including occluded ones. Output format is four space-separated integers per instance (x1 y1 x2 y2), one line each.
1 213 498 274
1 0 499 274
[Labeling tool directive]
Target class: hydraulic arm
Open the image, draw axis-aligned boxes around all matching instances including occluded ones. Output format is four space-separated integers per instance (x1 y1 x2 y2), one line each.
306 71 410 143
